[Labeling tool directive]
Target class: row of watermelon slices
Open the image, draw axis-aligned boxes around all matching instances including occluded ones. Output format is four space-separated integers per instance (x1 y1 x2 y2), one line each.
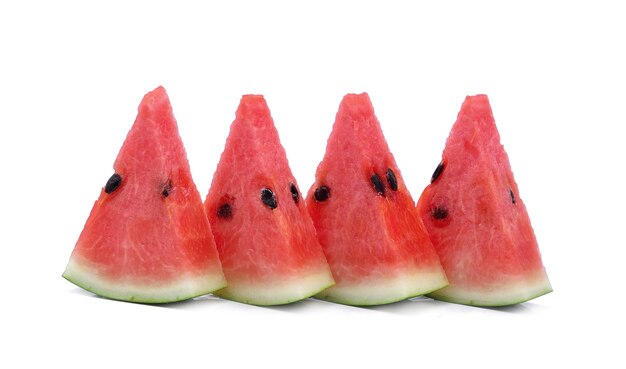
63 86 552 307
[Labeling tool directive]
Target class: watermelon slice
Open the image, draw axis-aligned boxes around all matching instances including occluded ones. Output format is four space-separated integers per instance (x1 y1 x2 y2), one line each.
63 86 227 303
416 94 552 306
305 93 448 306
204 95 335 305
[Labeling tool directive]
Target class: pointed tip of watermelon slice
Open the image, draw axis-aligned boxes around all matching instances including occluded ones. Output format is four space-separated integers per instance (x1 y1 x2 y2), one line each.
330 92 392 156
447 94 500 151
135 86 174 127
235 95 271 123
459 94 494 120
464 93 489 102
114 85 182 170
140 85 168 105
337 92 375 119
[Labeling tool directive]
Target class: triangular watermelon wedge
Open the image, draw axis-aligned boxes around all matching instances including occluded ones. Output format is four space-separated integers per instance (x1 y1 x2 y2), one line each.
63 86 227 303
204 95 335 305
416 94 552 306
305 93 448 306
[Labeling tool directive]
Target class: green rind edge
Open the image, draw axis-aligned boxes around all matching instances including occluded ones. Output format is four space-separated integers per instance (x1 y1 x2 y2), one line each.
214 274 336 306
427 283 553 307
315 281 448 307
62 270 228 305
314 270 449 306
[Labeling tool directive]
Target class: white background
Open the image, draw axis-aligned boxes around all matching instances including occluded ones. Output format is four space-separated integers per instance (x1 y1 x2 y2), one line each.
1 1 624 368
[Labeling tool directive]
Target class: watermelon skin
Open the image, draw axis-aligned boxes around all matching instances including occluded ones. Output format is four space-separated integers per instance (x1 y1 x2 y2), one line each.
63 86 227 303
416 95 552 307
204 95 334 306
306 93 448 306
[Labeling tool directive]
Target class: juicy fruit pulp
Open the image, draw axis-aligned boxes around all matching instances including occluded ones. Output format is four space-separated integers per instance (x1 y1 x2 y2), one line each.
306 93 448 306
63 86 227 303
416 94 552 306
204 95 334 305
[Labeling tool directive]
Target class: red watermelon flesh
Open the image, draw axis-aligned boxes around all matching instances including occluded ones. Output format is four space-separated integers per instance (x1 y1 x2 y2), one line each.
416 94 552 306
306 93 448 306
204 95 334 305
63 86 227 303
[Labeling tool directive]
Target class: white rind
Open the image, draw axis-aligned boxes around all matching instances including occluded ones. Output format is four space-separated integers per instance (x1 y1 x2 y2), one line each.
63 257 228 304
214 269 335 306
315 269 449 306
427 269 552 306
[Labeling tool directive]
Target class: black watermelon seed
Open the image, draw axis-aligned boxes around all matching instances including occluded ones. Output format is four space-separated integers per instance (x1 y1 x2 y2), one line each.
290 183 299 204
510 188 516 204
104 173 122 194
161 179 172 198
314 186 330 202
431 206 448 220
217 203 232 219
431 161 444 183
371 173 385 196
386 168 398 191
260 188 278 209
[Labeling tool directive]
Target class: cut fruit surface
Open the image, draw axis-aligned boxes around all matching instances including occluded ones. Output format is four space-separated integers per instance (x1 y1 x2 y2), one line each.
204 95 334 305
63 86 226 303
416 94 552 306
306 93 448 306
